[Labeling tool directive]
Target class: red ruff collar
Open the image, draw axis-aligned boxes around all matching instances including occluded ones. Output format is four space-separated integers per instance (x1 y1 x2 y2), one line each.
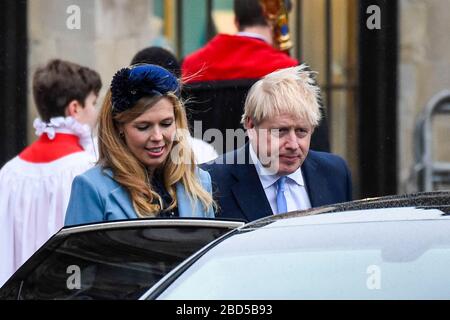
19 133 84 163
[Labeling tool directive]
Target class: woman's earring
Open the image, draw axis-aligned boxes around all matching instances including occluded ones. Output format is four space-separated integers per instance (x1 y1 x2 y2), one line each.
119 131 125 138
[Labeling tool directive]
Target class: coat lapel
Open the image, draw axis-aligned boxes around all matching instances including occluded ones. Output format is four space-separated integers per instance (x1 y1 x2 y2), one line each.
103 169 139 220
108 187 139 220
230 144 273 221
302 152 331 207
176 182 214 218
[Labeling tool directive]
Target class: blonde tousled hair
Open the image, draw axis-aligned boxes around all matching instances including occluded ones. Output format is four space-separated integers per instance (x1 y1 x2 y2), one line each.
242 64 322 128
97 90 214 217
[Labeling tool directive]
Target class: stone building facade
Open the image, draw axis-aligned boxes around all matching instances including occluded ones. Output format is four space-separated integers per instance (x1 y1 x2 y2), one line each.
399 0 450 192
25 0 450 194
27 0 160 141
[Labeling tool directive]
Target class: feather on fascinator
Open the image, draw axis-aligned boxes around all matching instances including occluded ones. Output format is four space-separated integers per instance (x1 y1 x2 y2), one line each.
110 64 180 114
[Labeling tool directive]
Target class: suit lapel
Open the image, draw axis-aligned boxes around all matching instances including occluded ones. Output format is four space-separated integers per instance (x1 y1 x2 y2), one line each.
302 152 331 207
230 144 273 221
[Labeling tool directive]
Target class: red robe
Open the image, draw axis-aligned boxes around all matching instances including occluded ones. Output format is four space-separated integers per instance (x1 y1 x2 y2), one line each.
182 34 298 83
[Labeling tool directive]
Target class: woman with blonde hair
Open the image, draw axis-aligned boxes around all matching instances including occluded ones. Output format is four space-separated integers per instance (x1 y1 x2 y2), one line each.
65 64 215 225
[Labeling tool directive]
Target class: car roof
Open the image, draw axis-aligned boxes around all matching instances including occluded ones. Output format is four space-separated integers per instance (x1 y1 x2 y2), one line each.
242 191 450 230
59 218 245 236
249 207 450 229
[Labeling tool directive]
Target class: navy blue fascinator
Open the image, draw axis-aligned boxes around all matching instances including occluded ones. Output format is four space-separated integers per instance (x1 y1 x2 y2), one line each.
110 64 180 114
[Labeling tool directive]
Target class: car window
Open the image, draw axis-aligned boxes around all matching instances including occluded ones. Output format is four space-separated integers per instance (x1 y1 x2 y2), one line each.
156 220 450 299
0 224 235 300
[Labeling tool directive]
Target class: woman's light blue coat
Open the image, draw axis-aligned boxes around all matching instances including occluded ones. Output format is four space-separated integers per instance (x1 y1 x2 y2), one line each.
64 166 214 226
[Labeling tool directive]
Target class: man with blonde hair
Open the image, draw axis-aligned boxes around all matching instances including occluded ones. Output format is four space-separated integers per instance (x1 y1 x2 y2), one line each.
204 65 352 221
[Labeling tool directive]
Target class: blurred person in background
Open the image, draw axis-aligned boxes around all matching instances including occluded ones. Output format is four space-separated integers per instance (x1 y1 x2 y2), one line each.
182 0 297 83
0 59 102 286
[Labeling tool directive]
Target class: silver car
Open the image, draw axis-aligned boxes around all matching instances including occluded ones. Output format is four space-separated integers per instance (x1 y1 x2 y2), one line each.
3 191 449 300
142 191 450 300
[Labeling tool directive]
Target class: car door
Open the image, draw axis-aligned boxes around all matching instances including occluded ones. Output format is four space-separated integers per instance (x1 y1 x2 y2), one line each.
0 219 243 300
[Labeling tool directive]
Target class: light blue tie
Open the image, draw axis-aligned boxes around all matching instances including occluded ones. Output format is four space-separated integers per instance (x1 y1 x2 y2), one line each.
276 176 287 214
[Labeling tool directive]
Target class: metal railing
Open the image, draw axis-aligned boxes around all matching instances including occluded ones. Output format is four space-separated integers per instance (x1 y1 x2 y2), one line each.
414 90 450 191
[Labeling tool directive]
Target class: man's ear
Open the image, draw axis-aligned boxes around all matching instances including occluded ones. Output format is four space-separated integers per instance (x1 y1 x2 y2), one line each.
245 117 257 142
244 117 255 130
65 100 82 118
234 17 240 31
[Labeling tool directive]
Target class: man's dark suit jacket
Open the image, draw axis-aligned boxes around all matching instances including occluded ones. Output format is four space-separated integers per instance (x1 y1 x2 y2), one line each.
203 144 352 222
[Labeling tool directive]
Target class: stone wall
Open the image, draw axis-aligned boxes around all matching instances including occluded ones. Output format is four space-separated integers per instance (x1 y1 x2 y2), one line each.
398 0 450 192
25 0 450 193
27 0 158 142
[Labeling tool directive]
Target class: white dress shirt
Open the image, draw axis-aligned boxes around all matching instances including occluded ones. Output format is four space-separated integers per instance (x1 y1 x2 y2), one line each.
236 31 270 43
249 145 312 214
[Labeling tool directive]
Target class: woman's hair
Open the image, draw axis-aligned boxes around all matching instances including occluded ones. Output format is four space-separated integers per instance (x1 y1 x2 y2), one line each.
33 59 102 122
242 64 322 128
97 90 214 217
